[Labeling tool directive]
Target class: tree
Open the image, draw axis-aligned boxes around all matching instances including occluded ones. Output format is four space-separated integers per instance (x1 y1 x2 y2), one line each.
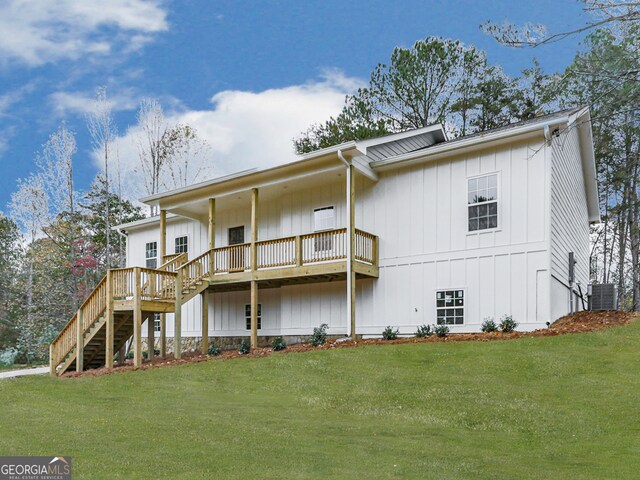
135 98 212 210
87 86 118 268
294 37 542 154
559 27 640 310
0 214 22 351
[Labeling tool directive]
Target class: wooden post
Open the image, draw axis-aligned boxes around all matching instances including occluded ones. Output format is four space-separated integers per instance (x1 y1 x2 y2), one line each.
147 313 154 361
346 164 357 339
295 235 302 266
201 291 209 355
133 267 142 368
175 269 183 359
105 270 114 369
250 188 259 349
208 198 216 274
250 281 258 348
49 344 55 377
159 209 167 260
160 313 167 358
76 308 84 372
250 188 258 270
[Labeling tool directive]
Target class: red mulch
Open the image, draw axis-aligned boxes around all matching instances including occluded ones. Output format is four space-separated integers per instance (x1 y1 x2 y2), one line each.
62 310 637 378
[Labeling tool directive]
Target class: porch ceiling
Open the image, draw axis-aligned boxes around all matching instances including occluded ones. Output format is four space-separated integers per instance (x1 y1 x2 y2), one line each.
165 166 349 221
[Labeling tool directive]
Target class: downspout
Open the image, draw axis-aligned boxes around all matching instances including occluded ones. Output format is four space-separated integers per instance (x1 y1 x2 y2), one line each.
337 149 354 338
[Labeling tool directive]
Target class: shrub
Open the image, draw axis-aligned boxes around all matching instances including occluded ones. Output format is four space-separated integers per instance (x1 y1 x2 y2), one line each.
207 342 222 356
382 326 399 340
481 317 498 333
499 315 518 333
142 349 161 359
125 351 134 360
272 336 287 351
238 339 251 355
310 323 329 346
415 324 432 338
434 324 449 337
0 348 18 366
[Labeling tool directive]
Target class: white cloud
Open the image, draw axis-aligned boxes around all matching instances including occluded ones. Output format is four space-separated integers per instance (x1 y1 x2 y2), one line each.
0 0 168 66
104 71 363 202
49 88 138 116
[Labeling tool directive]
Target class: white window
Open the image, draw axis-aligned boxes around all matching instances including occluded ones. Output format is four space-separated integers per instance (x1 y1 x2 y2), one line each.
145 242 157 269
175 235 188 254
153 313 161 333
436 290 464 325
245 304 262 330
468 174 498 232
314 206 335 252
313 206 335 231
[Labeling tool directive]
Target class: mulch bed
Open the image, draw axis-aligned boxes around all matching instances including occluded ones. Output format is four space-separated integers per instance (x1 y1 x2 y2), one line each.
62 310 637 378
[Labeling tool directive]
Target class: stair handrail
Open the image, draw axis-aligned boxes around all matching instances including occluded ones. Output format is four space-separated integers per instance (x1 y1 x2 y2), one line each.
159 252 188 272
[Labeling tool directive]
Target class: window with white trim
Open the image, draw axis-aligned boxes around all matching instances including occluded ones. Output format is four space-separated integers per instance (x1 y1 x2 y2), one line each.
153 313 161 333
175 235 188 254
145 242 157 269
313 206 335 251
468 174 498 232
245 304 262 330
436 290 464 325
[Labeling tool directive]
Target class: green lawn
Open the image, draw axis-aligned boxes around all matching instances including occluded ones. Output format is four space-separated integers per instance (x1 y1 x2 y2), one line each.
2 324 640 479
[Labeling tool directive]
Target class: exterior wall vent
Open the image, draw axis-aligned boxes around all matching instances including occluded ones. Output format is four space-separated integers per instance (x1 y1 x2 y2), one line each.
588 283 618 311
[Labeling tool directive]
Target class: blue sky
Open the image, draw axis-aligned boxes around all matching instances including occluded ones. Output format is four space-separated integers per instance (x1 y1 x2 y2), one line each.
0 0 590 210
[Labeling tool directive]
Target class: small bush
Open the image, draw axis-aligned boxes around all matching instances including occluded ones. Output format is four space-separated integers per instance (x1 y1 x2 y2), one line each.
238 339 251 355
382 326 399 340
141 349 160 359
434 324 450 337
499 315 518 333
125 351 134 360
271 336 287 351
207 342 221 356
310 323 329 346
481 317 498 333
415 324 432 338
0 348 18 366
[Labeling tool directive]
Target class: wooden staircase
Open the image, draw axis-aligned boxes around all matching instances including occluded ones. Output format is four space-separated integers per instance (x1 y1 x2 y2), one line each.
49 252 212 376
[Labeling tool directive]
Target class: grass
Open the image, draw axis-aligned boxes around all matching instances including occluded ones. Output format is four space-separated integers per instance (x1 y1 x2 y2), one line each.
2 324 640 479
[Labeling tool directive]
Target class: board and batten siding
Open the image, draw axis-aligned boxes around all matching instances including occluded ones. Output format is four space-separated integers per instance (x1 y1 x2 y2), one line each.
549 128 591 319
355 138 552 332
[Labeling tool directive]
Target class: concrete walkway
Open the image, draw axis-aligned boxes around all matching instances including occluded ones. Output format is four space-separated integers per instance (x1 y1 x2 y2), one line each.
0 367 49 379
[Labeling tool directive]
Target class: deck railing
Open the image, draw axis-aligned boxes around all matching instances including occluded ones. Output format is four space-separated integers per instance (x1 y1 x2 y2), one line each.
159 252 188 272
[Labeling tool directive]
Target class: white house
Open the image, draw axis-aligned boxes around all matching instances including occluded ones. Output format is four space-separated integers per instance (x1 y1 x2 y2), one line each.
114 106 599 349
49 106 600 375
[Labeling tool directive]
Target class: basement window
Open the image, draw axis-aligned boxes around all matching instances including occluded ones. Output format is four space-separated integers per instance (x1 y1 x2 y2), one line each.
245 304 262 330
153 313 161 333
145 242 158 269
436 290 464 325
175 235 188 254
468 174 498 232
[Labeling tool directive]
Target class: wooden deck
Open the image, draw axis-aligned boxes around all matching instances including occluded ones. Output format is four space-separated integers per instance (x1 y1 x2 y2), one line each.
49 228 378 376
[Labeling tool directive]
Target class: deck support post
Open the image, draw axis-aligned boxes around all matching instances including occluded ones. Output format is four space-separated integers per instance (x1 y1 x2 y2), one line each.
250 281 258 348
346 163 357 339
295 235 302 266
105 270 115 369
76 308 84 372
160 314 166 358
147 313 155 362
201 291 209 354
175 269 183 359
133 267 143 368
250 188 259 349
49 344 55 376
208 198 216 273
159 210 167 359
